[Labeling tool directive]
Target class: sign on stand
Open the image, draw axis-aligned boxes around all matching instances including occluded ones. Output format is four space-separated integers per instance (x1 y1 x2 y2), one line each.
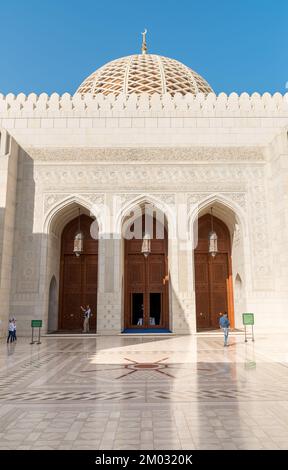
242 313 255 342
31 320 42 345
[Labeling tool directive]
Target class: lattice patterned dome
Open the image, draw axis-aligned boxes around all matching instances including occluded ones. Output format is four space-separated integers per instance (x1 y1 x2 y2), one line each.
76 54 213 96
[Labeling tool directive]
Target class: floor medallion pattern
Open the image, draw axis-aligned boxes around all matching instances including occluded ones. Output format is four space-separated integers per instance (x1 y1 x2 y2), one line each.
0 335 288 450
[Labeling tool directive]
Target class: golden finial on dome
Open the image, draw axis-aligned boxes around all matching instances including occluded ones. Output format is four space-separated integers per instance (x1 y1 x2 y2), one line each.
141 29 147 54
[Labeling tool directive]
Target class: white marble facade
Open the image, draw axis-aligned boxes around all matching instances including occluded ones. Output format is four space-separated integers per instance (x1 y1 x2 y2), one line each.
1 54 288 337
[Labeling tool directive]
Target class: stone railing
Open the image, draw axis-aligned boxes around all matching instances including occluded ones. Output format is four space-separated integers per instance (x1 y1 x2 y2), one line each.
0 92 288 118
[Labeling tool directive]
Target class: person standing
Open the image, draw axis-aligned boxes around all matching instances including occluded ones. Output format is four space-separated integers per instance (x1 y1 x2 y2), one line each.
7 319 14 343
219 312 230 347
12 317 17 341
81 305 91 333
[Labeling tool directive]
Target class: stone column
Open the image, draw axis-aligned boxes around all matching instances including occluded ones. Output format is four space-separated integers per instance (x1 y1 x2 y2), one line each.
97 237 122 334
169 193 196 334
171 238 196 334
0 131 19 337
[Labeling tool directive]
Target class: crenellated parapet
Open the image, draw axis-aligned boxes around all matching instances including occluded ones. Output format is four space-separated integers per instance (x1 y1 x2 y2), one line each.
0 92 288 118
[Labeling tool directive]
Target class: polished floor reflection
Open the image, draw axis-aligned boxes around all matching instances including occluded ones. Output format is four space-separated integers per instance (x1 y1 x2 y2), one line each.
0 334 288 450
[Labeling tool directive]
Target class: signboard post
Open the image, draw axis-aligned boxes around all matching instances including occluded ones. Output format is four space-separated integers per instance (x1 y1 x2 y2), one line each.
30 320 42 345
242 313 255 342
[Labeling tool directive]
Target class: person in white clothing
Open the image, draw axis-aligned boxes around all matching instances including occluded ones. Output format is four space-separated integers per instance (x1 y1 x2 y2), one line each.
81 305 91 333
7 319 14 343
12 317 17 341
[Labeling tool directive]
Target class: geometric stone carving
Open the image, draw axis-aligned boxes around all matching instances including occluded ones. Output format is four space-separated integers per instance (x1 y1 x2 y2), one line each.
36 166 264 188
188 192 246 210
44 193 104 214
27 146 265 163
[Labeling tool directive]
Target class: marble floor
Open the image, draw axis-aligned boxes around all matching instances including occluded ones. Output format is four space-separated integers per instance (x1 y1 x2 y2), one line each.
0 333 288 450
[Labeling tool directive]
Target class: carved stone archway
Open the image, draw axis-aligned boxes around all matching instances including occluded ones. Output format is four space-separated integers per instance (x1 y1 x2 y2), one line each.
123 211 169 330
194 214 234 330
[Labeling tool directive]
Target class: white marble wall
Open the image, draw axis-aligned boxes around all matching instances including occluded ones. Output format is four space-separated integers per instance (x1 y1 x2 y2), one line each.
17 160 270 335
3 163 287 334
0 92 288 335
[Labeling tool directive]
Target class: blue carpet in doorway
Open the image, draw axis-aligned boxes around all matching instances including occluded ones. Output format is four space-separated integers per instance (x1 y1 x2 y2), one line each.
122 328 172 333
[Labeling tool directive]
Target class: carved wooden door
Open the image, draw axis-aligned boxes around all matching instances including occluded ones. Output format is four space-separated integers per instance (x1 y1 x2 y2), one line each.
59 215 98 331
195 253 210 329
209 253 228 328
194 214 234 330
124 215 169 329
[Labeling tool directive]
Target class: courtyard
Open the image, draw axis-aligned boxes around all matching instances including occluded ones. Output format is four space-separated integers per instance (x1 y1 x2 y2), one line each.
0 333 288 450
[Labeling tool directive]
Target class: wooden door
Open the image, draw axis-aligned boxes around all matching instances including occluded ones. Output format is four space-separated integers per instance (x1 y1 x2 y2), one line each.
194 214 234 330
210 253 229 328
59 215 98 331
195 253 210 329
124 215 169 329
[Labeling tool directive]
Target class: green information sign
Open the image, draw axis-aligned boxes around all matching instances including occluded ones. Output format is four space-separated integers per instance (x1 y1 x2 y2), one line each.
242 313 254 326
31 320 42 328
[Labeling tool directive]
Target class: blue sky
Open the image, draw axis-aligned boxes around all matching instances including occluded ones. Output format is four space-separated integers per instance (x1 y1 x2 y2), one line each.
0 0 287 95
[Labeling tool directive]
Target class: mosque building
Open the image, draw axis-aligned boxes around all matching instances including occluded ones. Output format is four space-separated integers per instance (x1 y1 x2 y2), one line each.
0 32 288 336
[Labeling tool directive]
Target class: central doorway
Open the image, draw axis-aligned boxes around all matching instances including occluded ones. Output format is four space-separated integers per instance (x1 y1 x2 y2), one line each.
124 211 169 330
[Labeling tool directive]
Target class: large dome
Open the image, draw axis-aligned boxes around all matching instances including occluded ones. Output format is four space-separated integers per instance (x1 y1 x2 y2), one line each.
76 54 213 96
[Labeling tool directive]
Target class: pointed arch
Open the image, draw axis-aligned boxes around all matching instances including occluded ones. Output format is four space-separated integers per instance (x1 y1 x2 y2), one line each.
235 273 243 300
48 275 58 332
121 196 170 331
188 193 247 240
190 194 249 331
43 194 103 236
115 193 176 239
44 197 100 333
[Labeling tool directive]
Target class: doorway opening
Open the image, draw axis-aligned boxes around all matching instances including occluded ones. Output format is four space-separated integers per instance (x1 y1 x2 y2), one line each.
131 293 144 325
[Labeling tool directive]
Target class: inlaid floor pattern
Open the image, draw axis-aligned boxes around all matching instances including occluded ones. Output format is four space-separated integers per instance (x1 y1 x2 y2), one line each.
0 334 288 450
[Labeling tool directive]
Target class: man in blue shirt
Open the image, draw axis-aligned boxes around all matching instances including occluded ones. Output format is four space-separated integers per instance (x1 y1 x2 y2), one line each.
219 312 230 347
